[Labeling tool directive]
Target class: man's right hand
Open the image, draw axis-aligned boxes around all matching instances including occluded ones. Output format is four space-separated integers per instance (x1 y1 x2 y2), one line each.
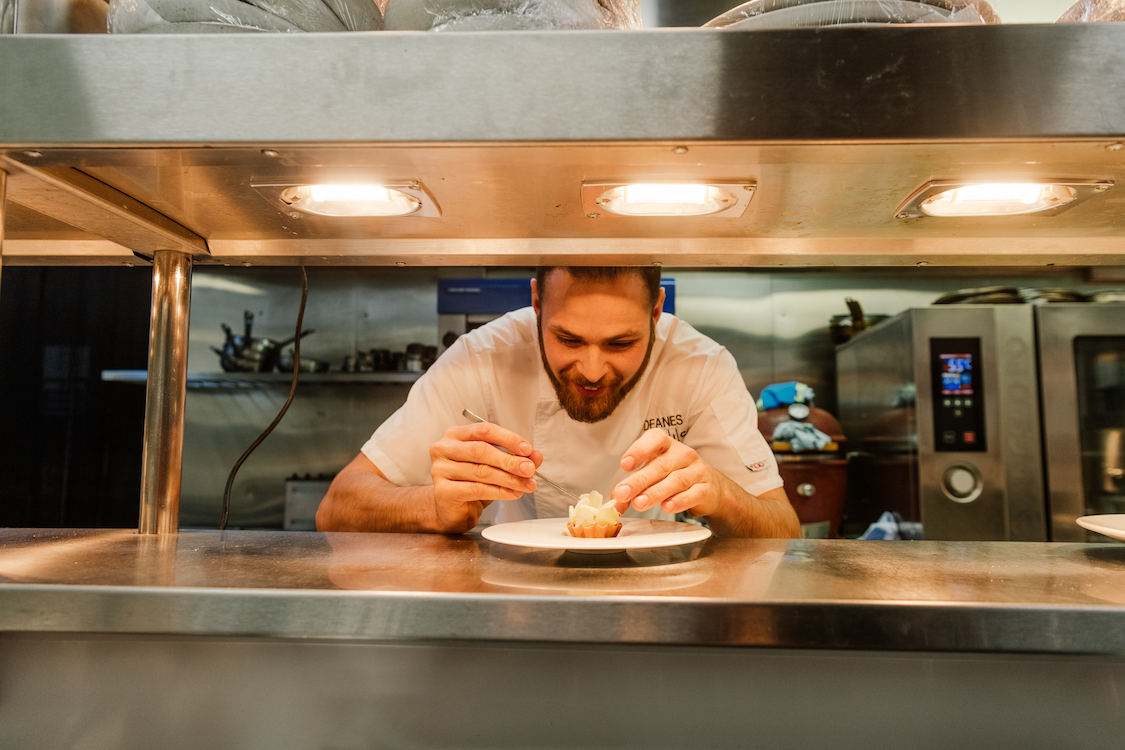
428 422 543 531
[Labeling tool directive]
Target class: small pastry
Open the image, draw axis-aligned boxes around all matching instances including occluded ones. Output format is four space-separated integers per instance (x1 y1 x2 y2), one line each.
566 491 622 538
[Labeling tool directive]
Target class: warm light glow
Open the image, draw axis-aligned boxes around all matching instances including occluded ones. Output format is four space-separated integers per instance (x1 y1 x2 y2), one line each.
308 184 394 203
596 183 736 216
282 184 422 217
946 183 1044 206
918 182 1078 217
623 184 709 205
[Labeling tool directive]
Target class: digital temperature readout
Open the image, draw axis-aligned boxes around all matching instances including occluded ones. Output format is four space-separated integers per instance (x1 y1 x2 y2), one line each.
931 337 985 453
939 353 974 395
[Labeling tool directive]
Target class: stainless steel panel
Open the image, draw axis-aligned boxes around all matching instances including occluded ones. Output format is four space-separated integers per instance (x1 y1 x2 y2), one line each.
180 382 414 528
138 250 192 535
3 141 1125 265
2 29 1125 264
1038 303 1125 541
914 306 1044 541
176 267 448 528
0 168 6 293
0 160 208 257
3 28 1125 145
993 306 1049 541
4 530 1125 654
836 311 916 451
4 634 1124 750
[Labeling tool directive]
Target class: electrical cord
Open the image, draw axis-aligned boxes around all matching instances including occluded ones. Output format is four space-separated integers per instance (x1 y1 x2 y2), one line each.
220 266 309 530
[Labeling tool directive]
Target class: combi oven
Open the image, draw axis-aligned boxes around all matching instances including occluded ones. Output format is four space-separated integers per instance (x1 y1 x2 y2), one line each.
836 303 1125 541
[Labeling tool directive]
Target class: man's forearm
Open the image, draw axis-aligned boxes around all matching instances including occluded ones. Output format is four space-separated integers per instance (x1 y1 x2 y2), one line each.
316 456 442 533
701 473 801 539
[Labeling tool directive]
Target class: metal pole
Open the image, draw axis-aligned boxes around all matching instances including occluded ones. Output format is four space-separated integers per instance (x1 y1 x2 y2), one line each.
0 169 6 293
138 249 192 535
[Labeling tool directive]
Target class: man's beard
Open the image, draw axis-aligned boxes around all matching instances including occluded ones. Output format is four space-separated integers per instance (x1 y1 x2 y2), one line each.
538 317 656 424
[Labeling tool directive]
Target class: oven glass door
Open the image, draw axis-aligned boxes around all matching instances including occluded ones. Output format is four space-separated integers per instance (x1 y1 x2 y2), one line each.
1075 336 1125 516
1037 304 1125 541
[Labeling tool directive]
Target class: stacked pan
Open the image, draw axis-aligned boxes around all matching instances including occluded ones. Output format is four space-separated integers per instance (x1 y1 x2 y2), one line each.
107 0 384 32
704 0 1001 28
108 0 641 32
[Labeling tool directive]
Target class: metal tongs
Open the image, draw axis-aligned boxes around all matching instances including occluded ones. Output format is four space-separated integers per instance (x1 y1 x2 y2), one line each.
461 409 584 503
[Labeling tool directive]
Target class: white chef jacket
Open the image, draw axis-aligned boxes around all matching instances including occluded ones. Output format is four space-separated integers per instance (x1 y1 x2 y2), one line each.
361 307 783 524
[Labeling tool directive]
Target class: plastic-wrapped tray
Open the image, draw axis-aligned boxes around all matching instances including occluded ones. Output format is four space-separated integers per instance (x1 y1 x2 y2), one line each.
705 0 999 28
1057 0 1125 22
383 0 640 31
108 0 383 33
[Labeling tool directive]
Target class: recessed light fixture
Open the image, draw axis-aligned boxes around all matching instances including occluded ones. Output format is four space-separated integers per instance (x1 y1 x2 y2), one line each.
582 181 755 217
252 181 440 218
896 179 1112 219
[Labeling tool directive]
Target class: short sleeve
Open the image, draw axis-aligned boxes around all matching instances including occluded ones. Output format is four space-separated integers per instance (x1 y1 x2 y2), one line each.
684 350 783 496
361 338 487 487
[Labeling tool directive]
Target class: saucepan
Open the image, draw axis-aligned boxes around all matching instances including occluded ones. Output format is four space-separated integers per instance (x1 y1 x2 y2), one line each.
212 310 315 373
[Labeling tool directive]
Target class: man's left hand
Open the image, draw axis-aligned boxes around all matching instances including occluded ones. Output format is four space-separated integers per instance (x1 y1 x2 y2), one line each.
611 429 721 517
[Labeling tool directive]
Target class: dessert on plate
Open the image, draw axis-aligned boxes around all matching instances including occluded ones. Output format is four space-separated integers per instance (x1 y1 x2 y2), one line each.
566 491 622 538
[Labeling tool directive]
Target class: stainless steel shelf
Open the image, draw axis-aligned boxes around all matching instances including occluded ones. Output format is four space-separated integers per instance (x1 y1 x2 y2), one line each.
3 528 1125 655
101 369 424 388
2 26 1125 266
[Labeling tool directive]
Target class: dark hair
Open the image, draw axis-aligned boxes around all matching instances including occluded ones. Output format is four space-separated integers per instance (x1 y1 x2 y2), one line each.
536 267 662 309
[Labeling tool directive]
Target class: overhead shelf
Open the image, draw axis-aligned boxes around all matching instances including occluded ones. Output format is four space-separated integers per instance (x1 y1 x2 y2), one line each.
101 370 424 388
3 26 1125 266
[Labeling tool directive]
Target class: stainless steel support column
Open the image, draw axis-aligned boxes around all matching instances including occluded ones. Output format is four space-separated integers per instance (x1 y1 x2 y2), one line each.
0 169 6 293
138 249 192 535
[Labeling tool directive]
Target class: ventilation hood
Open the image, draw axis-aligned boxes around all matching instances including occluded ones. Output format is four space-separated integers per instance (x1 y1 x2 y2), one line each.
3 24 1125 267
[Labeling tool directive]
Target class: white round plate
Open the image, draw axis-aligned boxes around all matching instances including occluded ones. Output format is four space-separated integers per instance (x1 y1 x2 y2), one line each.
482 517 712 551
1077 514 1125 541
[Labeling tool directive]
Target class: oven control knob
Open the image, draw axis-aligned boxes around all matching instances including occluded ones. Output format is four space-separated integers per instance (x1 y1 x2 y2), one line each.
942 465 981 503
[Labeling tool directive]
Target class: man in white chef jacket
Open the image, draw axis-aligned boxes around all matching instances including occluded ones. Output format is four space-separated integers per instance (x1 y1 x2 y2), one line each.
317 266 799 538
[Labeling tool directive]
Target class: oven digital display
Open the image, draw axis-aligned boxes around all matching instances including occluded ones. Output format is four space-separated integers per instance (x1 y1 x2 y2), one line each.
930 338 986 452
939 354 974 395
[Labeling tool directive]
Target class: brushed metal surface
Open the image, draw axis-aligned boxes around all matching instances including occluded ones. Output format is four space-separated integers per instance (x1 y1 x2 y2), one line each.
1037 304 1125 542
993 305 1049 541
0 168 6 293
138 250 192 535
913 306 1043 541
4 140 1125 266
102 370 425 385
836 311 917 452
2 528 1125 654
2 27 1125 144
2 29 1125 264
4 636 1125 750
0 159 208 257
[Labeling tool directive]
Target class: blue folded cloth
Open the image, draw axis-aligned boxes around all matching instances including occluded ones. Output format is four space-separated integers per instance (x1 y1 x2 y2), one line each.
771 420 831 452
857 511 923 540
758 381 815 410
858 511 902 540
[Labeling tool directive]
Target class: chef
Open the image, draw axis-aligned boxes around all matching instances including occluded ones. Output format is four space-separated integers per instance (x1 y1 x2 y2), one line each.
316 266 800 538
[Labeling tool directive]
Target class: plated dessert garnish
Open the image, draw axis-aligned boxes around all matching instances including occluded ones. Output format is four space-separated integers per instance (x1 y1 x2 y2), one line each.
566 491 622 538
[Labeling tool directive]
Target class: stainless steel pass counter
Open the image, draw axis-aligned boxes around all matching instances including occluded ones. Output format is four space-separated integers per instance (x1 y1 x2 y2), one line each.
2 529 1125 748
